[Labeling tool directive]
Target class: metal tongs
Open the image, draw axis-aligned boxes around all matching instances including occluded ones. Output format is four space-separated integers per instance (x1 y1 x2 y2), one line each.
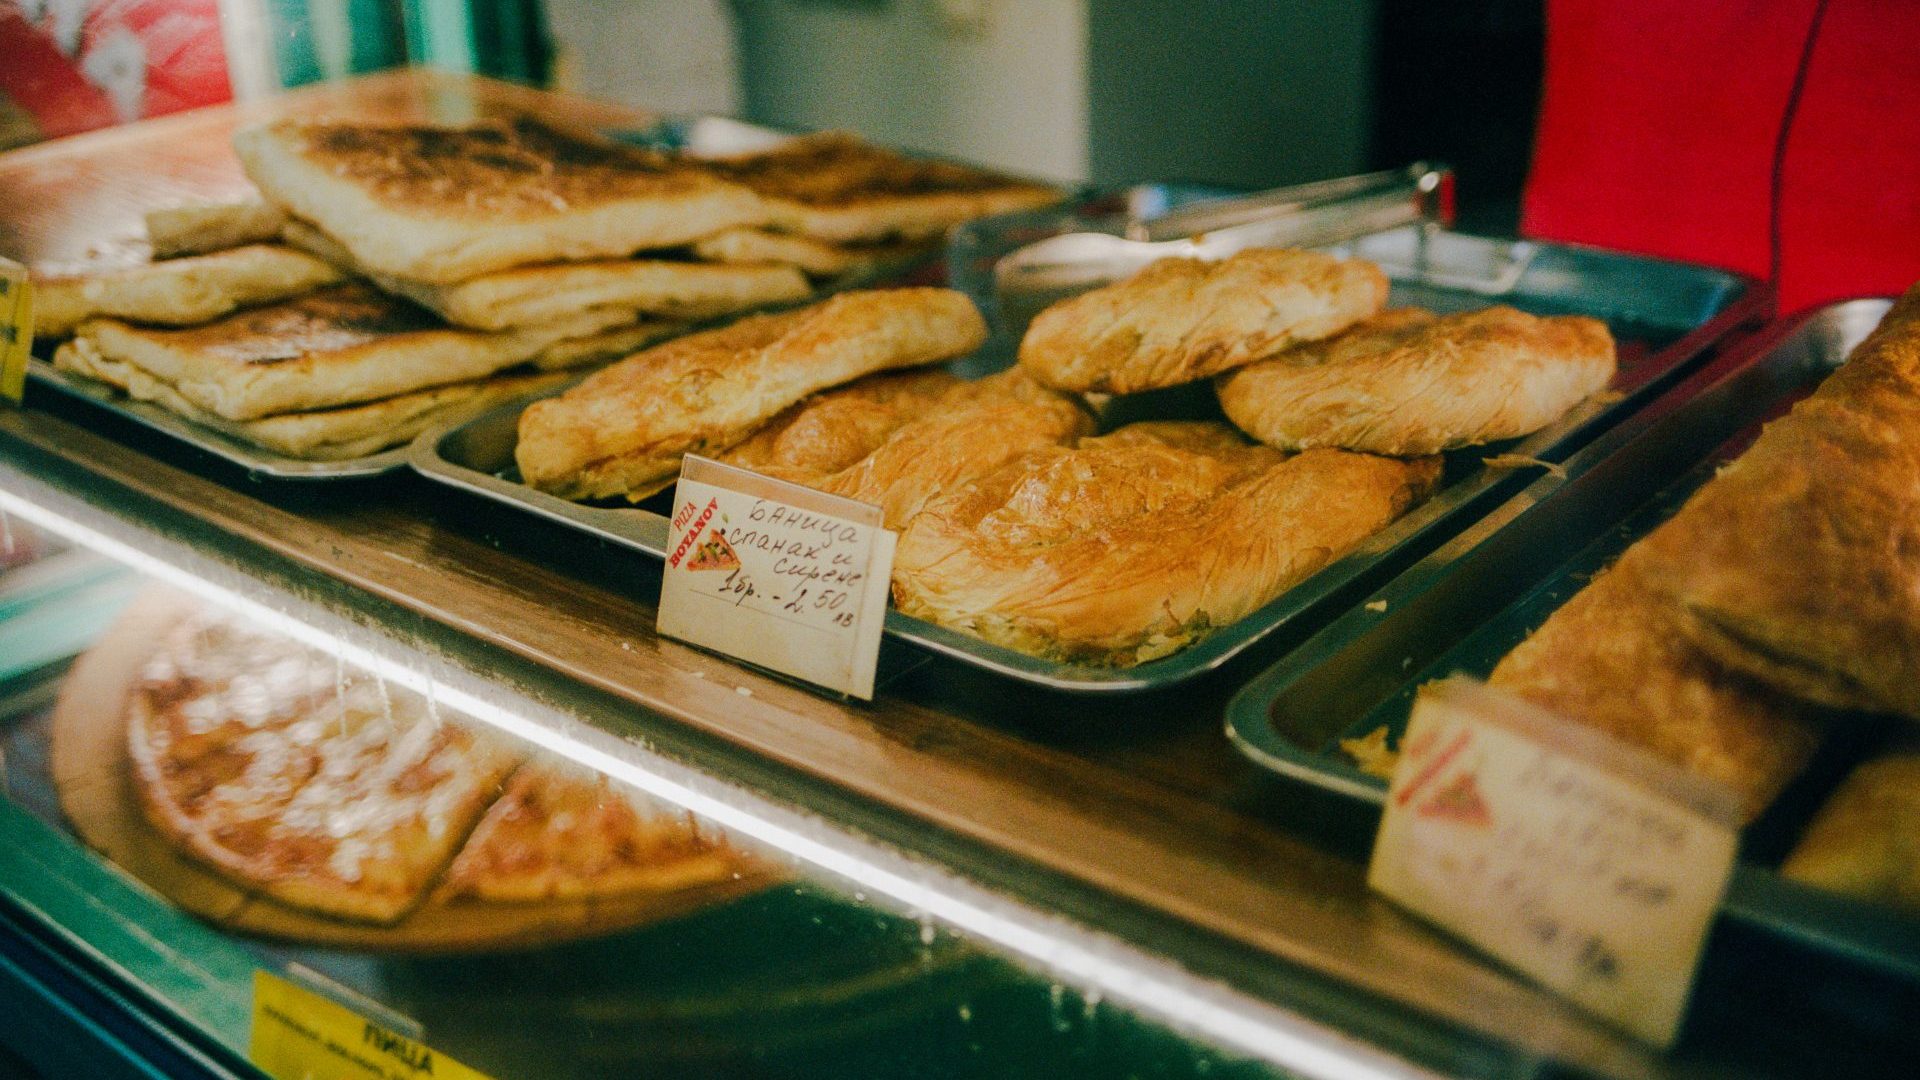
994 162 1454 297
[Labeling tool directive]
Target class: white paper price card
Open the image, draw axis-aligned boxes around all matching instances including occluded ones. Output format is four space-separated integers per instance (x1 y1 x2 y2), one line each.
1368 677 1742 1047
658 455 896 699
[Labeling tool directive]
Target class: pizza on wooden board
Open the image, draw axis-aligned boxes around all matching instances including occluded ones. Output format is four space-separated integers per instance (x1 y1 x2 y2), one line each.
122 602 747 925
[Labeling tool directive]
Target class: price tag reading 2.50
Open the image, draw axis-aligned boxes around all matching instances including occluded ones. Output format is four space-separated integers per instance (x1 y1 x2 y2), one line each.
657 456 896 699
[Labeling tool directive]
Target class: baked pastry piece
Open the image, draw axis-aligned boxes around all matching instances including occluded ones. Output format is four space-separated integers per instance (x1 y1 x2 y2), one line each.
1627 284 1920 718
516 288 989 502
234 116 768 283
691 227 937 279
127 605 526 923
1782 743 1920 912
55 340 576 460
439 758 740 903
699 131 1061 243
33 244 345 338
1217 306 1618 455
892 424 1439 665
145 199 289 258
727 369 1093 528
1018 248 1388 394
282 218 809 330
1487 562 1821 822
68 283 632 420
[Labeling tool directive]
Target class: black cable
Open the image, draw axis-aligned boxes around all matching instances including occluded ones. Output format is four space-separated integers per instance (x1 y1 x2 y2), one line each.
1770 0 1831 293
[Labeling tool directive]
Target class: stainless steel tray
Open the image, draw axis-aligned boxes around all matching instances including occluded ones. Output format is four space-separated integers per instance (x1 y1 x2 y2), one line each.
26 359 416 480
1224 299 1920 979
412 226 1764 692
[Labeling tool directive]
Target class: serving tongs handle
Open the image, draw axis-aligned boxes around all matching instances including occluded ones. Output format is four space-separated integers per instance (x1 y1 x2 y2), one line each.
1136 161 1453 244
992 162 1453 300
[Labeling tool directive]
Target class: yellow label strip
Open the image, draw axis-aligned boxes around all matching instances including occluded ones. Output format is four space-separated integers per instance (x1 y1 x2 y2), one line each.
251 969 499 1080
0 258 30 405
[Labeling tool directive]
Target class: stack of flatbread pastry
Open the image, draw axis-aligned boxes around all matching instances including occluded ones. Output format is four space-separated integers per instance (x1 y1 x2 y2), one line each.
38 116 1059 461
83 594 757 931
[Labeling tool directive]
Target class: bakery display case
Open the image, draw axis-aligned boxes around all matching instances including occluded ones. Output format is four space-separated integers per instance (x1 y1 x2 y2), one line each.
3 70 1919 1080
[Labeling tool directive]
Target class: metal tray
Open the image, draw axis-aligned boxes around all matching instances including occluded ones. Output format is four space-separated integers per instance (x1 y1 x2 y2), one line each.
1224 298 1920 979
412 225 1763 692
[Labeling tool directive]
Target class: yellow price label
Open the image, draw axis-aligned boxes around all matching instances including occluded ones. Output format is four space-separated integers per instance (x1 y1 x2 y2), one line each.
0 257 29 405
251 970 499 1080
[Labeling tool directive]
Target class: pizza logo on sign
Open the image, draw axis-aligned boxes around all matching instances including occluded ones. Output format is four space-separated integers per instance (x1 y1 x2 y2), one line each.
1417 770 1493 828
684 529 740 572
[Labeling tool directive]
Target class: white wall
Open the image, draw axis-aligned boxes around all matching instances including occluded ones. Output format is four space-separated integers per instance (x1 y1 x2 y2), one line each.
729 0 1089 182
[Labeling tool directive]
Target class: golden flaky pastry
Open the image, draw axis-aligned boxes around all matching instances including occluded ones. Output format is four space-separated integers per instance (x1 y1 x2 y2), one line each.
892 423 1439 665
700 131 1061 244
144 199 288 258
33 244 345 338
516 288 988 502
725 369 1092 528
68 283 632 421
54 341 577 460
691 227 935 279
234 117 768 283
1487 564 1821 822
280 218 809 330
1782 744 1920 912
1217 306 1617 455
1627 284 1920 718
1018 248 1388 395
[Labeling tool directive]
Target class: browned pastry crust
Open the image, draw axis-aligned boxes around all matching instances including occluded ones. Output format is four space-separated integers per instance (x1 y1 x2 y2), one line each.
281 217 809 330
515 288 988 502
892 425 1439 665
145 199 289 259
1017 248 1388 395
234 117 769 283
1487 564 1821 822
700 132 1062 243
33 244 345 338
691 227 937 278
724 369 1092 528
127 607 525 923
69 283 632 421
1216 306 1618 455
1627 284 1920 718
438 758 739 904
1782 744 1920 912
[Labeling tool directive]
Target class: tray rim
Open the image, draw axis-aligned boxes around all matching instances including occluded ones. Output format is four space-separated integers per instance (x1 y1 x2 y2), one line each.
411 228 1769 693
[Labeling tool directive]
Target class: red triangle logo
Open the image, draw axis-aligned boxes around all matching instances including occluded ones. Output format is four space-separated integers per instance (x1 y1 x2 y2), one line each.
1417 770 1493 828
684 528 741 572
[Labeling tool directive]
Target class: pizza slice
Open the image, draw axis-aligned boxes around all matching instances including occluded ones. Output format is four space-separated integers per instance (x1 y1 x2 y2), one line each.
438 757 742 904
127 605 525 924
684 529 741 572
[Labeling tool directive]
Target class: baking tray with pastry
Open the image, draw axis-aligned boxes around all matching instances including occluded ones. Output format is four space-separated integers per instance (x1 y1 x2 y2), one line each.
15 97 1046 482
413 168 1764 693
1224 296 1920 980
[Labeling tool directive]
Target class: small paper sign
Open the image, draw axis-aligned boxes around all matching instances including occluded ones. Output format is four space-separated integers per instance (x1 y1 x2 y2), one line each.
0 258 31 405
1368 677 1742 1047
251 969 498 1080
657 456 895 699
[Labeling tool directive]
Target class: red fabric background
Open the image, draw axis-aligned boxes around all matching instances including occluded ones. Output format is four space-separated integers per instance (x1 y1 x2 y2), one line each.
0 1 232 147
1522 0 1920 313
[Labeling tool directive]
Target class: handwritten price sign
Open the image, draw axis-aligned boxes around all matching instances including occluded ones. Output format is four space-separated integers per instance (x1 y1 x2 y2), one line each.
1368 677 1741 1046
0 258 31 405
657 456 896 698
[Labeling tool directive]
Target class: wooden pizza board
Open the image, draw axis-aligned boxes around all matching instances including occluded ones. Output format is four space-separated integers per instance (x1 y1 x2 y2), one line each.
50 585 776 954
